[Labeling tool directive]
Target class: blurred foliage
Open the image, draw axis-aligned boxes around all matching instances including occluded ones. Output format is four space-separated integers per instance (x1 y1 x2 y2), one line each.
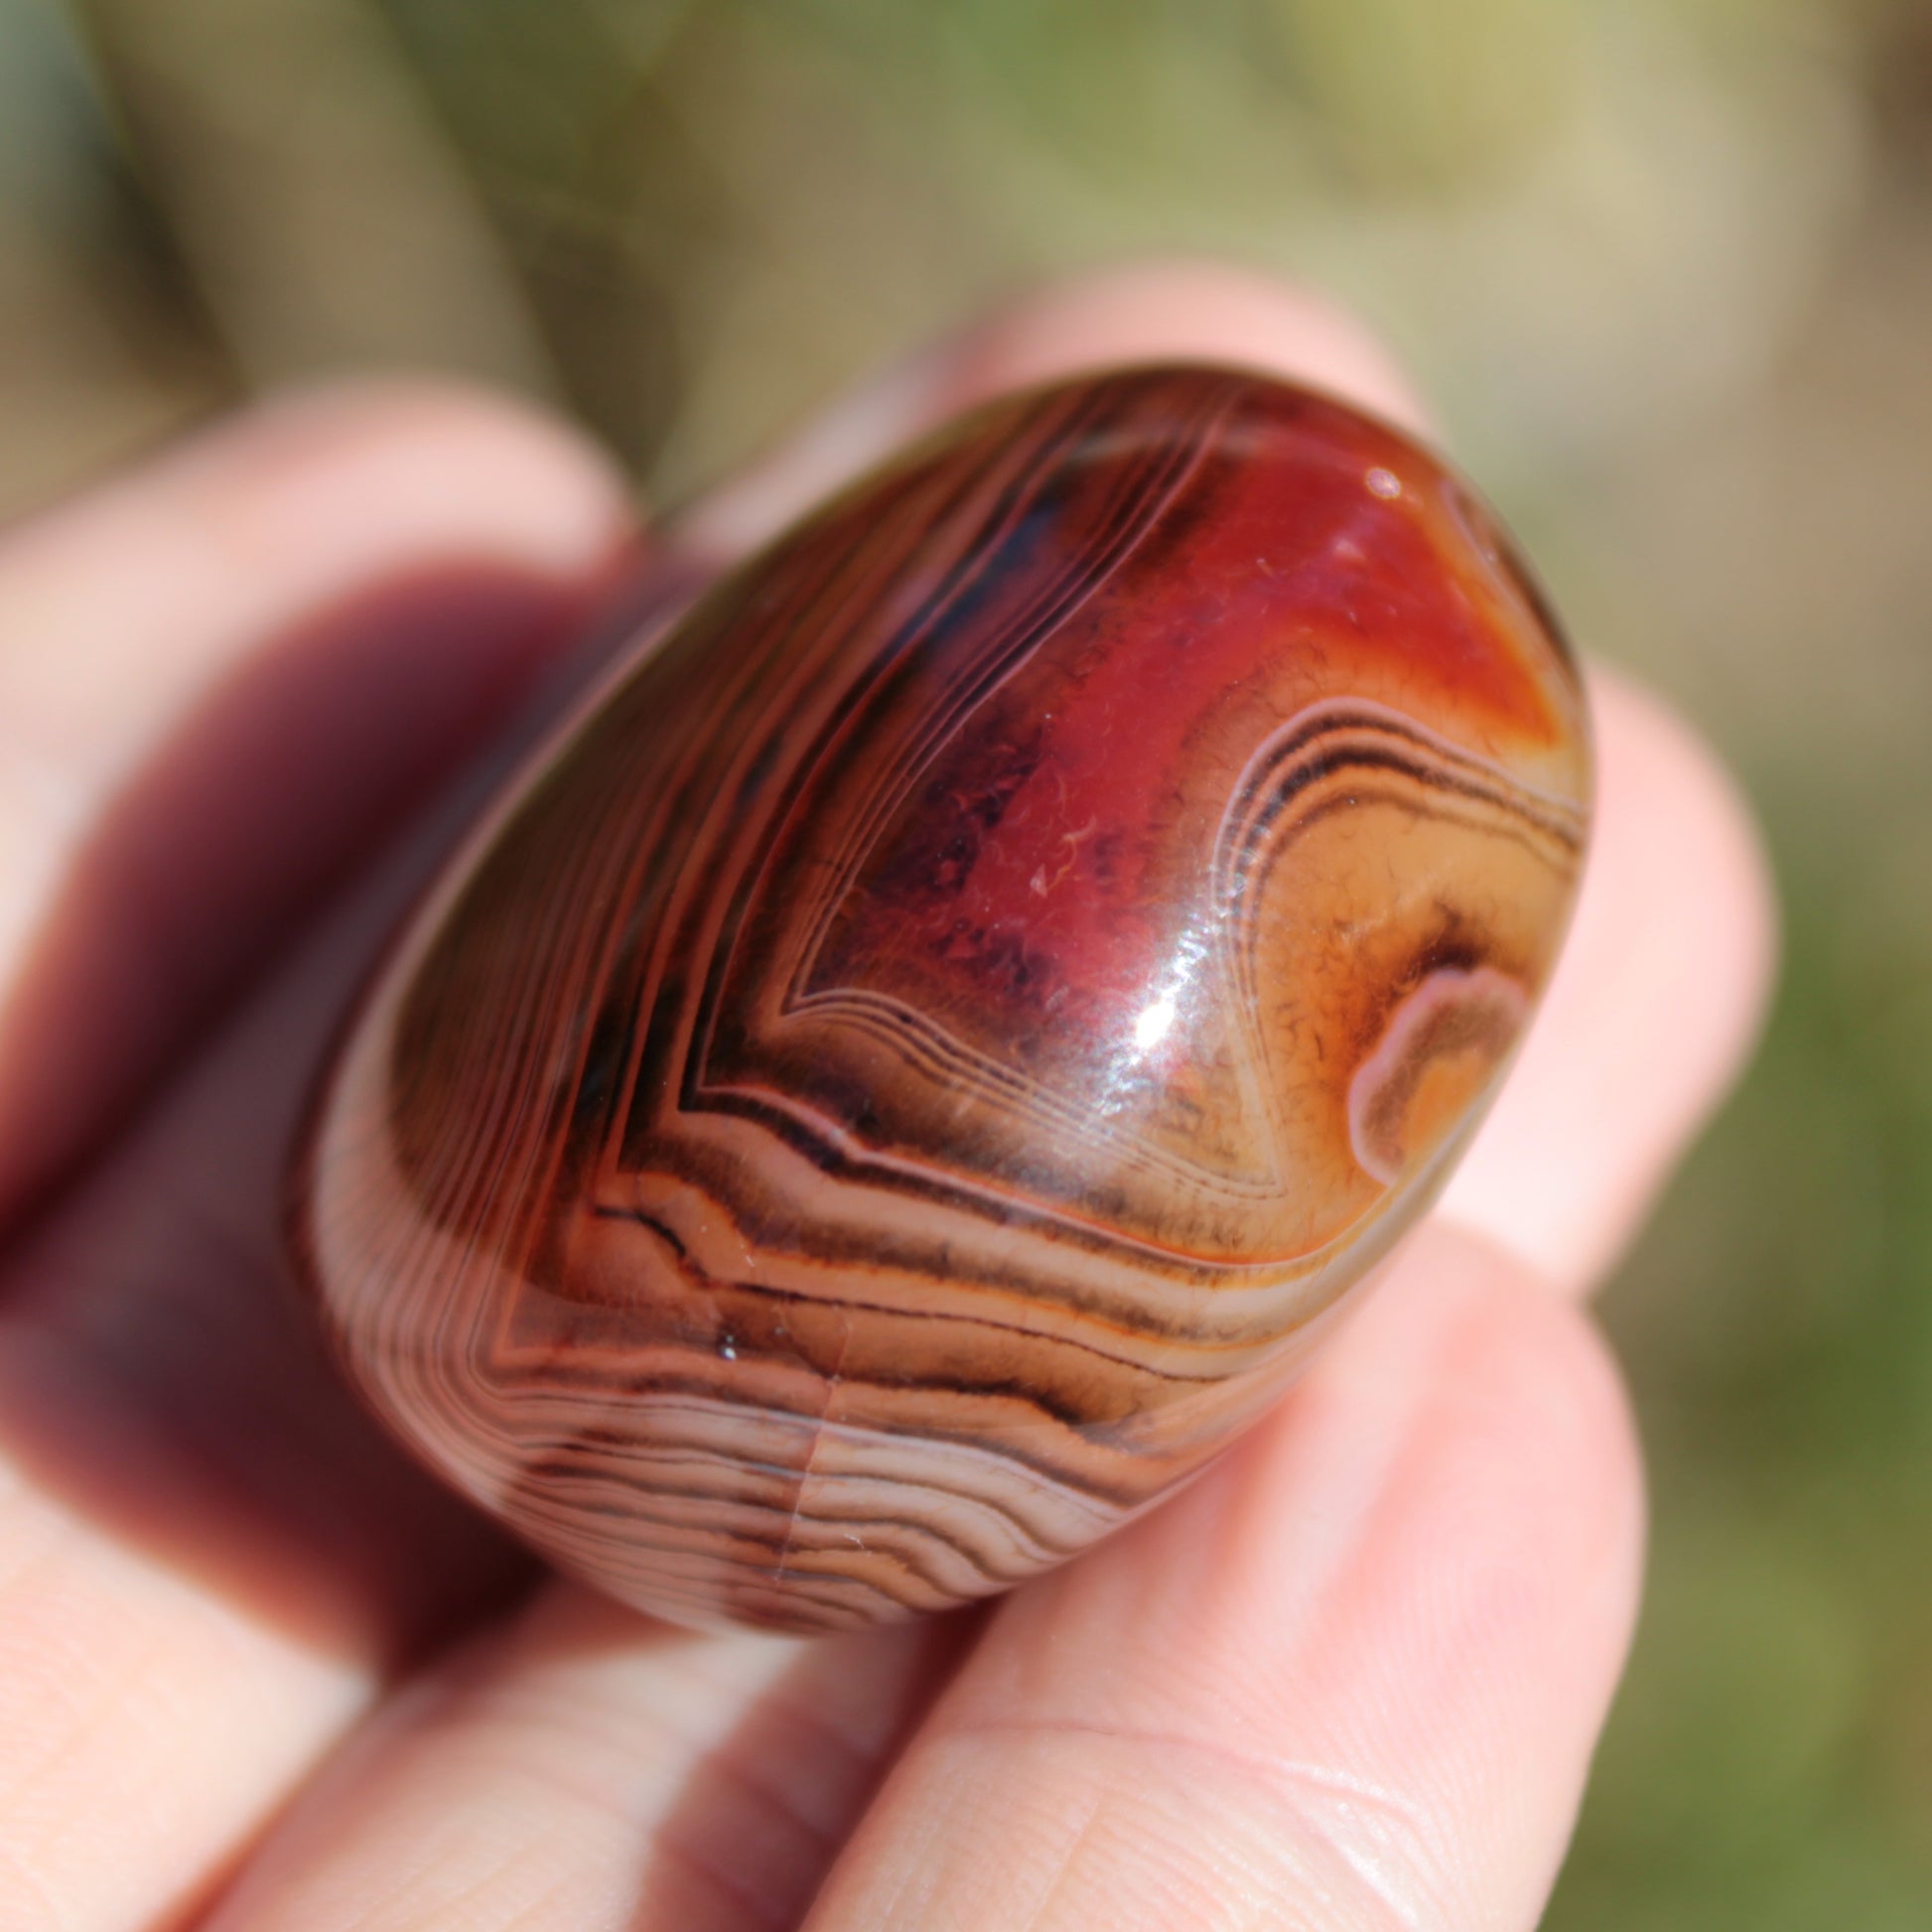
2 0 1931 1921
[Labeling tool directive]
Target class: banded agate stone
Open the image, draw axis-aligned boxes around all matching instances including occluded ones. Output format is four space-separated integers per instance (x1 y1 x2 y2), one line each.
290 365 1589 1633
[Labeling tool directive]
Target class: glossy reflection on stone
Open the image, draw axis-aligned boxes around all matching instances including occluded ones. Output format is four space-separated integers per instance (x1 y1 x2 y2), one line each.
289 365 1590 1632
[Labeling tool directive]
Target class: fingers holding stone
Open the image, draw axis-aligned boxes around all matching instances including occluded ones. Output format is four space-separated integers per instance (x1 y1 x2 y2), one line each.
0 265 1763 1932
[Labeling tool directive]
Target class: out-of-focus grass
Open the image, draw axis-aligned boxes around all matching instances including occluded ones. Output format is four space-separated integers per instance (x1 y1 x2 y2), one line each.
3 0 1930 1921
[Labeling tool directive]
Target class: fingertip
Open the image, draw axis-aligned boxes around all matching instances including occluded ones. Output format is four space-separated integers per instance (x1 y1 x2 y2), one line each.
1589 663 1781 1058
178 376 639 582
947 258 1429 434
2 376 640 773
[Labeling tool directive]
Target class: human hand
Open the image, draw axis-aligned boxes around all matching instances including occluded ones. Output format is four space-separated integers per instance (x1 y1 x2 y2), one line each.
0 264 1772 1931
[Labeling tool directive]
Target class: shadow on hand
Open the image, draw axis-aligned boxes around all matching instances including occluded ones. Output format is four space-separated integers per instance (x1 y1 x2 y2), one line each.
0 547 726 1675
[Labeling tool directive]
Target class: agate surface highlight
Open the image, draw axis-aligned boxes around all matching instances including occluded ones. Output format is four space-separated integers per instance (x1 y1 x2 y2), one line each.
291 365 1590 1631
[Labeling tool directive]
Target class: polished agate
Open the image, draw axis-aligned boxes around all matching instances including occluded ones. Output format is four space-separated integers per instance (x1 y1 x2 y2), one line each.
290 365 1589 1632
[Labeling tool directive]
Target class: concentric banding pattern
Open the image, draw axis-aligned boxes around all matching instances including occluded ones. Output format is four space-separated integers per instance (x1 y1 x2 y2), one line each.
291 365 1590 1631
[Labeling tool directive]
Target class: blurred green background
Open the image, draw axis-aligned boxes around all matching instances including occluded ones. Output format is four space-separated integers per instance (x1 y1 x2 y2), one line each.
2 0 1927 1920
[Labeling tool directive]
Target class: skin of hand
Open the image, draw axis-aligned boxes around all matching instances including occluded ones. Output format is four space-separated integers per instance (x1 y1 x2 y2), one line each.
0 263 1773 1932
